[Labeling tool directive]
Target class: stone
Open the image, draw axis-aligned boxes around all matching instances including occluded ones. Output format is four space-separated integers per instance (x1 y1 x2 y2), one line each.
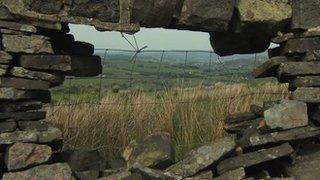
253 56 290 78
19 55 72 72
74 170 99 180
262 101 280 111
165 137 235 178
11 67 65 85
2 34 54 54
281 37 320 54
67 55 102 77
224 118 262 135
210 32 270 56
293 87 320 103
278 62 320 79
268 46 282 58
0 28 28 35
309 105 320 124
0 5 15 20
272 32 295 44
241 126 320 148
291 0 320 29
24 0 63 14
0 122 17 133
0 51 12 64
58 150 106 172
0 111 46 121
18 121 49 131
101 168 124 177
264 100 308 130
130 163 176 180
184 171 214 180
0 20 36 33
0 127 62 145
5 143 52 171
217 143 294 174
0 88 51 103
0 101 42 112
71 41 94 55
225 112 256 124
302 50 320 61
2 163 73 180
250 105 264 117
123 132 174 170
236 0 291 36
0 64 8 76
0 77 50 90
290 76 320 90
99 170 142 180
303 26 320 37
285 150 320 180
175 0 235 32
132 0 178 27
213 168 245 180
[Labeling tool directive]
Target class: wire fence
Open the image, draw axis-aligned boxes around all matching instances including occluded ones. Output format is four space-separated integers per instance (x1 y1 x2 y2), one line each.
49 49 284 107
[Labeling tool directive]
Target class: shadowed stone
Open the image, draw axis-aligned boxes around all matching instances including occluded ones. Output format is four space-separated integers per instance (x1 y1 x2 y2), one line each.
302 50 320 61
5 143 52 171
0 51 12 64
272 33 295 44
213 168 245 180
0 64 8 76
11 67 65 85
25 0 63 14
19 55 72 72
2 34 54 54
67 55 102 77
224 118 262 135
250 105 264 117
309 105 320 124
184 171 213 180
0 122 17 133
0 20 36 33
253 56 289 78
241 126 320 148
0 101 42 112
123 132 174 170
0 77 50 90
293 87 320 103
130 163 176 180
175 0 235 32
291 0 320 29
74 170 99 180
165 137 235 178
2 163 73 180
290 76 320 90
264 100 308 130
0 127 62 145
71 41 94 55
0 88 51 103
18 121 49 131
217 143 294 174
0 111 46 121
225 112 256 124
99 170 142 180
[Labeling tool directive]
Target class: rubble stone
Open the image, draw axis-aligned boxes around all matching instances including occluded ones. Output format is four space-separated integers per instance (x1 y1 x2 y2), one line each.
290 76 320 90
184 171 213 180
0 77 50 90
293 87 320 103
0 20 36 33
0 88 51 103
213 168 245 180
225 112 256 124
74 170 99 180
0 111 46 121
165 137 235 178
2 163 73 180
253 56 290 78
2 34 54 54
19 55 72 72
217 143 294 174
0 51 12 64
5 143 52 171
264 100 308 130
130 163 176 180
281 37 320 54
0 122 17 133
0 101 42 112
291 0 320 29
18 121 49 131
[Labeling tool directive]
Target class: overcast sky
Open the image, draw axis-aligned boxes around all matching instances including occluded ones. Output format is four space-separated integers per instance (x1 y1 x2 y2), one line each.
70 24 212 50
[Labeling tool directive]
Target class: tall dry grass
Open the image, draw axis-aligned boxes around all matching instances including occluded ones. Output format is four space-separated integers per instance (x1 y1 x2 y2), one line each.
47 83 288 161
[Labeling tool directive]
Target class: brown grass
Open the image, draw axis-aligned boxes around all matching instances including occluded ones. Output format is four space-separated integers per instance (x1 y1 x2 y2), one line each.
47 83 288 161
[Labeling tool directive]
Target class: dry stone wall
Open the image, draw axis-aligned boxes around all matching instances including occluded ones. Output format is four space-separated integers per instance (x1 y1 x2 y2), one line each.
0 0 319 179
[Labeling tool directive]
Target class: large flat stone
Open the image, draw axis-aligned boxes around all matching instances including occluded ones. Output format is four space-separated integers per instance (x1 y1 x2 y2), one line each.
0 20 36 33
130 163 176 180
240 126 320 148
278 62 320 79
165 137 235 178
290 76 320 90
175 0 235 32
2 34 54 54
71 41 94 55
253 56 290 78
18 121 49 131
0 77 50 90
213 168 245 180
293 87 320 103
5 142 52 171
224 118 262 135
184 171 214 180
217 143 294 174
0 88 51 103
0 111 46 121
0 51 12 64
2 163 73 180
0 127 62 145
66 55 102 77
291 0 320 29
11 67 65 85
281 37 320 54
122 132 174 170
0 122 17 133
264 100 308 130
19 55 72 72
0 101 42 112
